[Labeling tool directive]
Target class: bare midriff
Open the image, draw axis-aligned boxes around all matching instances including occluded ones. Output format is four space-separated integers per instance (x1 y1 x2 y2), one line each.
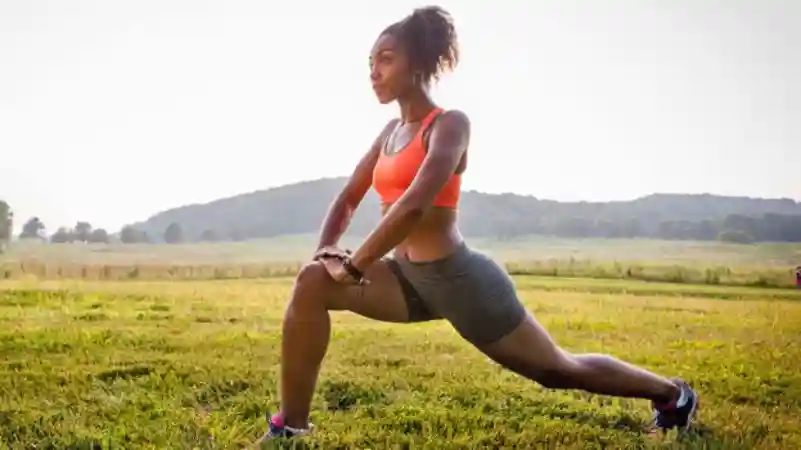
380 203 464 262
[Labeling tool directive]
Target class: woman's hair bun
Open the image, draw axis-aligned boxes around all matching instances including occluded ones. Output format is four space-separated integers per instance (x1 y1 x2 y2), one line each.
395 5 459 82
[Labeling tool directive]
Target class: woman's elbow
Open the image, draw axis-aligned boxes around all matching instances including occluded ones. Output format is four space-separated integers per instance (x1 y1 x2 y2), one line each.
396 196 430 221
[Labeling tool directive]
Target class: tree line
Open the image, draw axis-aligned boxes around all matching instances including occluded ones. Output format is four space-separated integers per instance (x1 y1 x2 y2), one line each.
3 178 801 252
14 212 799 246
0 201 12 252
0 215 190 247
127 178 801 245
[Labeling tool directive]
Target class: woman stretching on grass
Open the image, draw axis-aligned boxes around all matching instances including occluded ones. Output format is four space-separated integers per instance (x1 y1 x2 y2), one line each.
260 4 699 441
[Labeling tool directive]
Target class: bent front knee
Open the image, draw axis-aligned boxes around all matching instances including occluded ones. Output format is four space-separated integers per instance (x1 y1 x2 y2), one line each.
295 261 330 287
289 261 331 308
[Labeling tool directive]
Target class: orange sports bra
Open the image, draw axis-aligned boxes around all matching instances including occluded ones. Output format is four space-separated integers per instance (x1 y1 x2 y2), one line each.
372 107 462 208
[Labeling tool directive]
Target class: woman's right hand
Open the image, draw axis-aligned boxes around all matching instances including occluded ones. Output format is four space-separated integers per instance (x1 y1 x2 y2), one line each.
313 245 352 262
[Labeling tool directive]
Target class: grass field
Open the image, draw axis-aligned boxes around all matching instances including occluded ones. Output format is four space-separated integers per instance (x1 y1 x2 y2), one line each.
1 237 800 448
2 274 801 449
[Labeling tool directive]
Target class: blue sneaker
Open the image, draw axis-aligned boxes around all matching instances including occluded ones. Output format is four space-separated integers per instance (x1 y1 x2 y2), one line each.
651 379 699 433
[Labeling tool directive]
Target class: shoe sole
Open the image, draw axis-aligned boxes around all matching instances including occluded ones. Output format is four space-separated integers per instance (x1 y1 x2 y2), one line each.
676 390 700 437
649 385 700 437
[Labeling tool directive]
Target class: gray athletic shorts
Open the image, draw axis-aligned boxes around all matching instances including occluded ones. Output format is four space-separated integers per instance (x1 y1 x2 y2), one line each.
385 242 528 346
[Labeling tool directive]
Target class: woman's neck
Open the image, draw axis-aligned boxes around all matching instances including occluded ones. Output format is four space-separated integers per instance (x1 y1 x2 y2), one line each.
397 88 436 123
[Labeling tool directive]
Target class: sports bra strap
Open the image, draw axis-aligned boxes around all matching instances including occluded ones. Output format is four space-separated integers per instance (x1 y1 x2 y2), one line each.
382 108 444 153
419 107 443 133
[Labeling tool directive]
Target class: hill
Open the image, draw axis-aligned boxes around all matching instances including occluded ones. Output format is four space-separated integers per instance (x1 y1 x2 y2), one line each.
127 177 801 243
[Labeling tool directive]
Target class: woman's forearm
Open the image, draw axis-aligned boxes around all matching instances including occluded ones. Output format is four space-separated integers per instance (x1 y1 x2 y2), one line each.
349 197 425 270
315 196 356 251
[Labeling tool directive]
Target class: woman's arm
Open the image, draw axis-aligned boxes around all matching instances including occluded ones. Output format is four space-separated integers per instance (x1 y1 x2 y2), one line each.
349 109 470 271
315 119 400 253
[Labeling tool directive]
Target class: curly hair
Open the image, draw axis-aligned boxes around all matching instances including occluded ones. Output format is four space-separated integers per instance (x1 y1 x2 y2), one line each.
383 5 460 84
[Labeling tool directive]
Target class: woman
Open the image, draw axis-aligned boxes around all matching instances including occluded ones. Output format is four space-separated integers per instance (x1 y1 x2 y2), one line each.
260 5 699 441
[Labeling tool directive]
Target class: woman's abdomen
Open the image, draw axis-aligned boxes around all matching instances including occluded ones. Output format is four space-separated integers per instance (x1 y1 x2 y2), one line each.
380 203 463 262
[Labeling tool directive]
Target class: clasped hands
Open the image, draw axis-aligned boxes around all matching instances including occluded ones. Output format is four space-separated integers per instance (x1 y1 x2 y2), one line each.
313 246 368 285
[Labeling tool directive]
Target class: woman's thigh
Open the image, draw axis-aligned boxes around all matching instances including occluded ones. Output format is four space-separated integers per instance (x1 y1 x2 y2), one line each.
297 258 440 324
474 313 570 379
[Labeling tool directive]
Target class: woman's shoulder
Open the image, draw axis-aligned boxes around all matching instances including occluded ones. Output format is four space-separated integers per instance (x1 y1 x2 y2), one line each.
437 108 469 121
431 108 470 134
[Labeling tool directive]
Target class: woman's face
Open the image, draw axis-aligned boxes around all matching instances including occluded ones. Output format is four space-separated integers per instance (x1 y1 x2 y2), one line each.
369 33 415 104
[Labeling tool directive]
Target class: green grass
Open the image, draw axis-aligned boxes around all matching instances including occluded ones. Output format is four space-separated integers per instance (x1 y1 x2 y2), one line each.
2 276 800 449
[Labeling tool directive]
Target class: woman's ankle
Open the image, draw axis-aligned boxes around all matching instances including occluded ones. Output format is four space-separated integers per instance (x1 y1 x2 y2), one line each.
653 379 682 407
275 410 311 429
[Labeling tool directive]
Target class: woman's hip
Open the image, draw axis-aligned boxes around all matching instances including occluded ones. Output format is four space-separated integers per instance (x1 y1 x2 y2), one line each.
390 243 527 346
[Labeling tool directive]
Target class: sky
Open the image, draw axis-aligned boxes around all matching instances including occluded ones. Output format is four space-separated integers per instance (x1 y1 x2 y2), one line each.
1 0 799 234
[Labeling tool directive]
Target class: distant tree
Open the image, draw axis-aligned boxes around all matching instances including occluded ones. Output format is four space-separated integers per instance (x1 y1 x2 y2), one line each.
164 222 183 244
73 221 92 243
20 217 46 240
198 229 218 242
50 227 75 243
718 229 753 245
0 201 11 253
120 225 148 244
88 228 110 244
228 229 246 242
120 226 136 243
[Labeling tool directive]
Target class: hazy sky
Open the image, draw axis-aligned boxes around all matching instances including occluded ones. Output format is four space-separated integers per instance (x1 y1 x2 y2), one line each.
2 0 799 234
